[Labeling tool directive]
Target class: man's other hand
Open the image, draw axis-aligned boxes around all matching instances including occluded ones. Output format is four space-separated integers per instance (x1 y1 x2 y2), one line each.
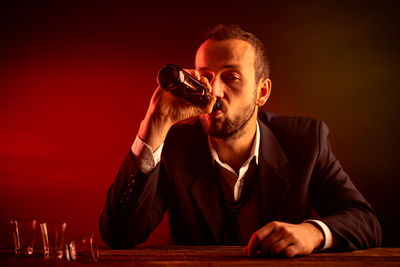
245 221 324 258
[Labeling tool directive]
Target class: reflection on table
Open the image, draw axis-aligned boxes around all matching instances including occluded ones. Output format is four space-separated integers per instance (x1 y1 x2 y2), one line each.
1 246 399 266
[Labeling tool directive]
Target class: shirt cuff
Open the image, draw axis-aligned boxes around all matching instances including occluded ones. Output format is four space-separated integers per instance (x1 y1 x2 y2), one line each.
131 135 164 174
305 219 333 251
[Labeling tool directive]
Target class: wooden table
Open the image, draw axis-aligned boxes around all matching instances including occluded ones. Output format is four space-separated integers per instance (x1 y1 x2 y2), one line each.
1 246 399 266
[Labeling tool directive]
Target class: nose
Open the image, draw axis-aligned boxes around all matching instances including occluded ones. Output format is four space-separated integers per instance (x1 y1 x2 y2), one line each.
210 77 224 98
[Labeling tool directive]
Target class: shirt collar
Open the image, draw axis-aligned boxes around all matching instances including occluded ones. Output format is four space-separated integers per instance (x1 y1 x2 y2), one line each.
208 121 260 167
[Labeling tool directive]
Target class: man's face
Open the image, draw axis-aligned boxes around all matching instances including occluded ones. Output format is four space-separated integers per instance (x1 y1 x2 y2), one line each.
195 39 259 140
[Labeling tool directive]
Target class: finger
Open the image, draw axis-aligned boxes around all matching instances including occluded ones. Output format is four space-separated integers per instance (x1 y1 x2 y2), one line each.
152 86 163 98
150 86 168 105
259 232 284 255
269 238 292 256
282 244 298 258
246 224 275 257
200 76 212 93
183 68 201 80
204 95 216 113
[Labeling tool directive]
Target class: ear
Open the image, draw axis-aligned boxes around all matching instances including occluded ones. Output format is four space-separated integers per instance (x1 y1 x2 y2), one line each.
256 78 271 107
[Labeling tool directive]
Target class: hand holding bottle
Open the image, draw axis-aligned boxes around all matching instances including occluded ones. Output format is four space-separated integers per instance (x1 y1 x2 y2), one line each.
137 65 216 152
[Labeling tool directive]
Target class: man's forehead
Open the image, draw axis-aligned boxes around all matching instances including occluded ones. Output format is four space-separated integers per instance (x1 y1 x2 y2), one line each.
195 39 255 70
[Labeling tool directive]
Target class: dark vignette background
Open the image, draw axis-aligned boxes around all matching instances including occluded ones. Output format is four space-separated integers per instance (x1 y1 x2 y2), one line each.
1 0 399 248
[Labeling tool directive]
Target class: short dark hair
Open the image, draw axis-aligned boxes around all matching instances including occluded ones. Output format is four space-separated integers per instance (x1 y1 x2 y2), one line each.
204 24 270 81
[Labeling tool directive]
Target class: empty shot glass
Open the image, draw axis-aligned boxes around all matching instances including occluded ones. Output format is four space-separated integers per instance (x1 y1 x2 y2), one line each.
10 219 38 255
40 222 67 259
66 234 99 262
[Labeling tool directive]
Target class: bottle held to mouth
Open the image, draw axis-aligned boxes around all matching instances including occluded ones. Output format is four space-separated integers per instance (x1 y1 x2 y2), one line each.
157 64 212 106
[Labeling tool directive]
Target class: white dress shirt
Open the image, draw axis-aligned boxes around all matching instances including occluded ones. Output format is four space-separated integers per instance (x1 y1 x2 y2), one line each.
207 122 260 202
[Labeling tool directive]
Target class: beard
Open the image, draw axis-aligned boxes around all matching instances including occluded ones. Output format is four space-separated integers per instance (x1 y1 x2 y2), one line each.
199 96 257 140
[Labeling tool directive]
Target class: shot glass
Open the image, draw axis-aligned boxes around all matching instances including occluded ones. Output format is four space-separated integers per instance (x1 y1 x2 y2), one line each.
40 222 67 259
66 234 99 262
10 219 38 255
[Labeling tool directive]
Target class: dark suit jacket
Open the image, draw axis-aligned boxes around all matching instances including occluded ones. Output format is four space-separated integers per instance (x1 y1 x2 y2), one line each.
100 110 382 250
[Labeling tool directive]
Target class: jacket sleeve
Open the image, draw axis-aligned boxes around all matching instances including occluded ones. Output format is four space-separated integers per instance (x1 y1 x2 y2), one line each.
99 150 168 249
310 121 382 250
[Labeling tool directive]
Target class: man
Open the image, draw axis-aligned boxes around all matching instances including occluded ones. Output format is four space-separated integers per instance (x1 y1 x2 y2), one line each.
100 24 382 257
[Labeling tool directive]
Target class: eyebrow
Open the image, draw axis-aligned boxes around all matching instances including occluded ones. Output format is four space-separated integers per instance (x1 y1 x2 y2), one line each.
198 64 240 71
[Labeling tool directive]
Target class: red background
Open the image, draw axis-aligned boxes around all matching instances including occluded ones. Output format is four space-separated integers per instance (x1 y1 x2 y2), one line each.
1 1 399 247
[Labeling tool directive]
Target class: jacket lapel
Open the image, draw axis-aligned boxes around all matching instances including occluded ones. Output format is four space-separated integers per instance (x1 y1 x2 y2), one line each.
185 126 222 244
257 119 292 224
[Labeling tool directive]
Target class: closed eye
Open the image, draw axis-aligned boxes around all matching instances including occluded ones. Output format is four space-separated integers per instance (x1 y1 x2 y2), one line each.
223 73 241 83
228 75 239 80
